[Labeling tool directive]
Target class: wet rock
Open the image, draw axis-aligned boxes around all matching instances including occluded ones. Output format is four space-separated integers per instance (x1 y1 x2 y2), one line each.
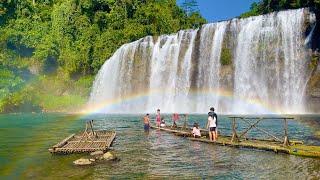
73 158 92 165
90 150 104 156
103 152 116 160
96 156 104 160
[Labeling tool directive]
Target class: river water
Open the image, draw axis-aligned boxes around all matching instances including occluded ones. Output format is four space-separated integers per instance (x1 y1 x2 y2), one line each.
0 113 319 179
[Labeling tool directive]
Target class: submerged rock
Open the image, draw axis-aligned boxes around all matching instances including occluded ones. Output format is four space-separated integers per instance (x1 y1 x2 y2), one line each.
103 152 116 160
90 150 104 156
73 158 92 165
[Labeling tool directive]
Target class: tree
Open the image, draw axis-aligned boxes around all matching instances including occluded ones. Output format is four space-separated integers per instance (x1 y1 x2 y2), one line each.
181 0 199 16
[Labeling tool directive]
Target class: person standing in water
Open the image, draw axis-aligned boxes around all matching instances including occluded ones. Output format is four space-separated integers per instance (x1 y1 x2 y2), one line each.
143 114 150 131
172 113 179 128
208 107 218 138
207 111 217 141
156 109 161 128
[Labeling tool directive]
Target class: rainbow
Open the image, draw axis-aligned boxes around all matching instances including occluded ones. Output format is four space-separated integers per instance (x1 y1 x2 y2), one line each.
80 88 285 115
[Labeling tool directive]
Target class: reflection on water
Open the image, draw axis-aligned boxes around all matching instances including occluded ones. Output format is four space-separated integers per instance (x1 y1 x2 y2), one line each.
0 113 319 179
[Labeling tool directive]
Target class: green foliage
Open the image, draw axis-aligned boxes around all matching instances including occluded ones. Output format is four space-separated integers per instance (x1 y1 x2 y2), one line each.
240 2 261 18
181 0 199 16
220 47 232 66
0 66 26 112
240 0 319 18
30 75 91 111
0 0 206 113
310 55 319 70
0 86 37 113
0 0 206 76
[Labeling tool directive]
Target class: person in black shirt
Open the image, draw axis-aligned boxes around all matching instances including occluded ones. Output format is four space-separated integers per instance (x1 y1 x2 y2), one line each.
208 107 218 139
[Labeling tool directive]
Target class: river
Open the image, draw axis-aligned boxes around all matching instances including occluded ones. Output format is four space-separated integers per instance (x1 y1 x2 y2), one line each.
0 113 319 179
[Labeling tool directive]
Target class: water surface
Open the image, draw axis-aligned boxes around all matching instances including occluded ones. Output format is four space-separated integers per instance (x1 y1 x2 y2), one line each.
0 113 319 179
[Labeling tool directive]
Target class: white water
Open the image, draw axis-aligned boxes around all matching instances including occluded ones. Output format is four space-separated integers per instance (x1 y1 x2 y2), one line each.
89 8 316 114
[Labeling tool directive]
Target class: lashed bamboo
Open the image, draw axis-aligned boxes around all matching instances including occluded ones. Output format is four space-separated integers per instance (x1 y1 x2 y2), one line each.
151 123 320 158
49 130 116 154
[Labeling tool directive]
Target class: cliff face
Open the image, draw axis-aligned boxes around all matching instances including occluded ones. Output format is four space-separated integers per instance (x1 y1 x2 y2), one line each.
88 8 319 114
307 59 320 112
306 11 320 112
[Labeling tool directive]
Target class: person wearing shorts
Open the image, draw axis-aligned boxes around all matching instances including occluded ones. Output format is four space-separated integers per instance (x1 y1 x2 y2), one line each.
208 107 218 138
207 112 217 141
143 114 150 131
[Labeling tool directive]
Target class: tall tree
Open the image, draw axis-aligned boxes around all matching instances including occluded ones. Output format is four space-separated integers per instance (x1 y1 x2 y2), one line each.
181 0 199 16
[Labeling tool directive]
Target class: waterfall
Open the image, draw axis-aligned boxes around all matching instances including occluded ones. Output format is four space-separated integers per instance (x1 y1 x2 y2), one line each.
195 22 227 112
88 8 316 114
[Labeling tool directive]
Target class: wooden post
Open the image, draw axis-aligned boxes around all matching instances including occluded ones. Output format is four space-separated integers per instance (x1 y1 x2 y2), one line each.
283 118 290 146
231 117 239 142
90 120 96 136
182 114 187 130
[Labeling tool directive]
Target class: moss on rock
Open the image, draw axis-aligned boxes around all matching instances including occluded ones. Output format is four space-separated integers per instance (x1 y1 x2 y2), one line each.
220 47 232 66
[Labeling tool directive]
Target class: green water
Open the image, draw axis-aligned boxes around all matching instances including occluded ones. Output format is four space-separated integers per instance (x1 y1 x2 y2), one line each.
0 113 320 179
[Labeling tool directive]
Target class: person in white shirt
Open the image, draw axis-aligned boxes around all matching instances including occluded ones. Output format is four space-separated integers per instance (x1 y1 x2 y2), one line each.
206 113 217 141
192 123 201 138
160 117 166 127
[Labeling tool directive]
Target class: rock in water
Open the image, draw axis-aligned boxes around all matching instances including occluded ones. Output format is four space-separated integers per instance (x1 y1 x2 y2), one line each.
103 152 115 160
90 150 104 156
73 158 92 165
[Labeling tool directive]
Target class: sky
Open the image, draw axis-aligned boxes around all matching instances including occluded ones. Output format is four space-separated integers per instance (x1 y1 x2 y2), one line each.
178 0 260 23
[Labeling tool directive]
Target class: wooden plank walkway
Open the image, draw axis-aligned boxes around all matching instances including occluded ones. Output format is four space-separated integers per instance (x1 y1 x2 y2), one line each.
150 125 320 158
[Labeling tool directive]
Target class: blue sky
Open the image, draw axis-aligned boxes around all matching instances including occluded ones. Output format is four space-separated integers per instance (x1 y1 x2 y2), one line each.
178 0 260 22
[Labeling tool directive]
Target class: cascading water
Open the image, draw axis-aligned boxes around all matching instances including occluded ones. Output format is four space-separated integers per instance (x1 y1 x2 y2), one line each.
195 22 228 112
88 8 316 114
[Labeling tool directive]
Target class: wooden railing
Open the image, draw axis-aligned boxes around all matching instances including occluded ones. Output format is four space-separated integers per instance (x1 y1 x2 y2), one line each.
228 116 294 146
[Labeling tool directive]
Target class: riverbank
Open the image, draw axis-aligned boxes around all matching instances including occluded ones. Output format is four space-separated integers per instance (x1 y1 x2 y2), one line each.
0 74 93 113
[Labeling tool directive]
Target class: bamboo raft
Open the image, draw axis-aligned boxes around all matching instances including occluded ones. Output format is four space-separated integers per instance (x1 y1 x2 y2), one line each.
150 116 320 158
49 120 116 154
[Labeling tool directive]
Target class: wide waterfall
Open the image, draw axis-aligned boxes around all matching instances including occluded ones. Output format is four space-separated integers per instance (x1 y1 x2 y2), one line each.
88 8 316 114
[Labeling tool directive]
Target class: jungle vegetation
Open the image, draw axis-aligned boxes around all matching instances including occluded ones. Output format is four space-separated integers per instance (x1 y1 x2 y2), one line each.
1 0 319 113
0 0 206 112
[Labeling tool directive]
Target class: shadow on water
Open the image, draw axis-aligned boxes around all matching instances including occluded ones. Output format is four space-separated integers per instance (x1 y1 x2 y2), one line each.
0 113 319 179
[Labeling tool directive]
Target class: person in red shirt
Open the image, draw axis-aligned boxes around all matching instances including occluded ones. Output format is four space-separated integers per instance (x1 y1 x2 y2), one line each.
172 113 179 128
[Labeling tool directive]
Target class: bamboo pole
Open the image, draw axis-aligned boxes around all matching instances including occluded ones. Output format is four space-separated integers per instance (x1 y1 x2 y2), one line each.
231 117 239 142
182 114 187 130
283 118 290 146
238 118 263 139
241 118 282 142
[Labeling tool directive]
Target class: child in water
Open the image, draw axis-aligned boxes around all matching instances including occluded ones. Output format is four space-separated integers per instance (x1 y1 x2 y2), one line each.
192 123 201 138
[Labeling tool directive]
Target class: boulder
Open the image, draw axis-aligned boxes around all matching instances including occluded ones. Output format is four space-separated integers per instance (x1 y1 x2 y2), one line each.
73 158 92 165
90 150 104 156
103 152 116 160
89 159 96 162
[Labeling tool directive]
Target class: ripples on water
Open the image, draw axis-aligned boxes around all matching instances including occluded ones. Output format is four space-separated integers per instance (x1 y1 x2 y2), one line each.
0 113 319 179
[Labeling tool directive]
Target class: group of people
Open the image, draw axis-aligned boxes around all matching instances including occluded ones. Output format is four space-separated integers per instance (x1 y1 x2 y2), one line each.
142 107 218 142
191 107 218 141
143 109 173 131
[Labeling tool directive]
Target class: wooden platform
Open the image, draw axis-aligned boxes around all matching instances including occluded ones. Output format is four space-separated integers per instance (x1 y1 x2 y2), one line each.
49 130 116 154
151 125 320 158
